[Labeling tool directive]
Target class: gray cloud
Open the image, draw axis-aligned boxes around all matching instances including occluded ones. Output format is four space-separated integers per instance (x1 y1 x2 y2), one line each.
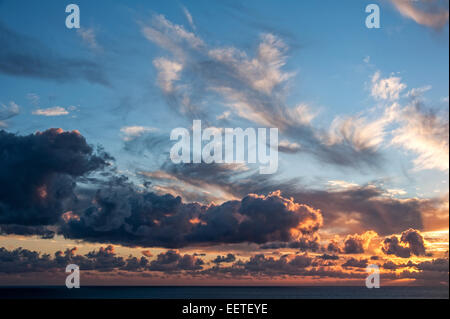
0 22 109 85
0 128 111 229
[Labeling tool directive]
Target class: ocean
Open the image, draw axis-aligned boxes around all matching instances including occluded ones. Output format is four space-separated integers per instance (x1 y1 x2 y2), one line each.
0 286 448 299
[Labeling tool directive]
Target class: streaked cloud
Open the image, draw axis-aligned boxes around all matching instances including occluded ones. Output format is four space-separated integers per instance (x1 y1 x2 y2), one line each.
120 125 158 141
32 106 69 116
182 6 196 30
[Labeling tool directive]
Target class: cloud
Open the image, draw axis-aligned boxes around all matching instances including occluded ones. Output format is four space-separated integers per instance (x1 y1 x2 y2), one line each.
406 85 432 99
0 101 19 127
146 161 435 235
0 224 55 239
212 253 237 264
0 22 109 85
342 257 368 268
233 253 313 276
318 254 339 260
32 106 69 116
153 58 183 94
278 140 301 154
382 228 427 258
140 13 385 169
343 231 377 254
0 244 447 284
149 250 204 272
26 93 40 106
0 128 111 229
326 113 390 152
390 0 449 29
371 71 407 101
389 103 449 171
182 6 196 30
120 126 158 141
141 250 153 257
77 28 101 50
413 258 449 272
61 189 323 248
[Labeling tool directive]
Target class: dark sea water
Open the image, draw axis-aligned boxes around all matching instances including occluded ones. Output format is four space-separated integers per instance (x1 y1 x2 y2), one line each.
0 286 448 299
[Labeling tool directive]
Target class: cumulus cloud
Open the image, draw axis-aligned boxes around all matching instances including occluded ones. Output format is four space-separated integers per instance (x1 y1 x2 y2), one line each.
61 189 323 248
390 0 449 29
343 231 378 254
1 245 447 284
382 228 427 258
145 161 437 235
149 250 204 272
0 129 111 229
0 245 206 274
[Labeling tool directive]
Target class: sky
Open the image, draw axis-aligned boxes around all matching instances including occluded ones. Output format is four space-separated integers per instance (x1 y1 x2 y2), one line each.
0 0 449 287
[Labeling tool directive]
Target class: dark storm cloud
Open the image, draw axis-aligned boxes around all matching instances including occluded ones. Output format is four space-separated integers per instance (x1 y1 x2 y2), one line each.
382 229 427 258
0 22 109 85
146 162 429 235
0 129 322 248
0 224 55 239
61 189 323 248
0 129 111 229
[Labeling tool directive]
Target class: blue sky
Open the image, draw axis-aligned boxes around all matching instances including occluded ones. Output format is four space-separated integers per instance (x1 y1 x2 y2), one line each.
1 0 448 198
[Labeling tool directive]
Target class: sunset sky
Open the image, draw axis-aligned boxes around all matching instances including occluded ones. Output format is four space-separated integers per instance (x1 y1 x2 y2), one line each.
0 0 448 286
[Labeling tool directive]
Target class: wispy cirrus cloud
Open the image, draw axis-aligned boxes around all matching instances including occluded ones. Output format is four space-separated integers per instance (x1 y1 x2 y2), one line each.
140 13 386 169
